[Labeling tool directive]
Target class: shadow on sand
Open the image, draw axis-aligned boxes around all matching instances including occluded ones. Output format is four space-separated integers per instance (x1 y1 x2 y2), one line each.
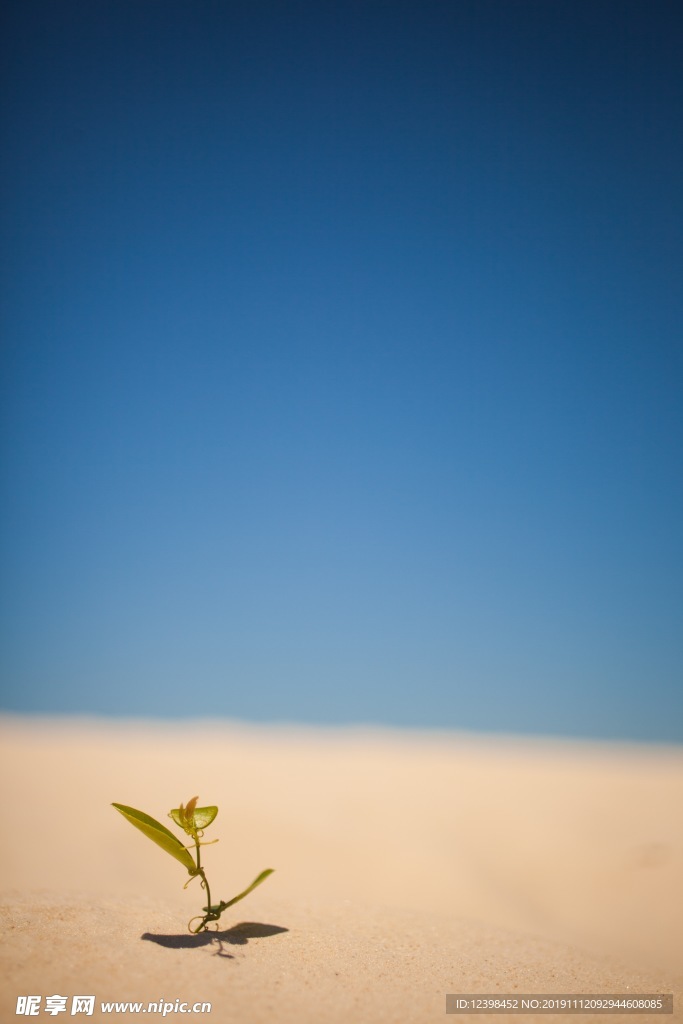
141 922 288 959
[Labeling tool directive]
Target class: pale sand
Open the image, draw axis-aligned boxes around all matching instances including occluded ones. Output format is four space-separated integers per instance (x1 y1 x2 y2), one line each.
0 715 681 1022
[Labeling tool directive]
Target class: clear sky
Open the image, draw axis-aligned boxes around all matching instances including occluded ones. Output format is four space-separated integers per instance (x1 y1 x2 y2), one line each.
1 1 681 741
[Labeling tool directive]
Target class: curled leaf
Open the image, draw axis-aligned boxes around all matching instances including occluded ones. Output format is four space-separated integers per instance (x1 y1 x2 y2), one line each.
169 799 218 834
191 805 218 830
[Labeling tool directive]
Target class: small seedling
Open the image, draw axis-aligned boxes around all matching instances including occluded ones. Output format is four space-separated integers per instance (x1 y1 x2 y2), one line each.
113 796 274 933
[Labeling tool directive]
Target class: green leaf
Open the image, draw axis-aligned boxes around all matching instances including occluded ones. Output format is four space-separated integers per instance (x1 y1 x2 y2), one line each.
112 803 197 874
169 804 218 832
191 805 218 829
212 868 274 912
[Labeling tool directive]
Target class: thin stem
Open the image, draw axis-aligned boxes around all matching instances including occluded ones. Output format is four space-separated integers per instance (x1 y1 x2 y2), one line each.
196 836 213 912
187 833 217 933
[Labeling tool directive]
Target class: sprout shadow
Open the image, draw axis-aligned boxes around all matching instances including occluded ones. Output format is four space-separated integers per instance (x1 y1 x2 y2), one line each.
141 922 288 959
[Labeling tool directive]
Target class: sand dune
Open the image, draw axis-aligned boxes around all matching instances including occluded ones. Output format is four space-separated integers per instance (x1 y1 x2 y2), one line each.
1 715 681 1022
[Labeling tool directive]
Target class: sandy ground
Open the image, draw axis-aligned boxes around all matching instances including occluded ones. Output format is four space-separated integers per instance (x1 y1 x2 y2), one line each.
0 715 681 1023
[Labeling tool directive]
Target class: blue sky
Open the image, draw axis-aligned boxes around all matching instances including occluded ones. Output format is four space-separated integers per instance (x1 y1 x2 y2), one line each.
1 1 682 740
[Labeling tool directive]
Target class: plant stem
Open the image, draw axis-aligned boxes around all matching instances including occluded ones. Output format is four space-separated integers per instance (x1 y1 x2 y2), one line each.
188 834 217 933
196 836 213 913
